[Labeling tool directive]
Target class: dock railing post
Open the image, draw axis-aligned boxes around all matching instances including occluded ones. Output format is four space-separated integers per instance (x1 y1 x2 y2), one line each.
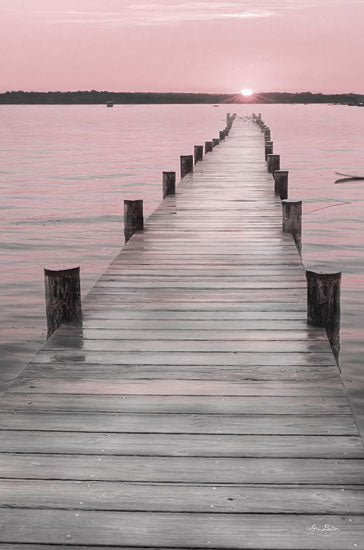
267 154 280 173
163 171 176 199
274 170 288 200
205 141 213 153
44 266 82 339
265 141 273 159
180 155 193 179
124 199 144 243
194 145 203 164
212 138 220 147
282 199 302 253
306 269 342 360
219 130 225 141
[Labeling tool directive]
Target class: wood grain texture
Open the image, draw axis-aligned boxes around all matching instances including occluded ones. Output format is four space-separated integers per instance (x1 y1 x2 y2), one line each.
0 509 363 549
1 454 363 483
0 432 361 457
0 413 358 435
0 394 352 414
9 379 345 395
1 119 362 548
2 480 364 514
17 364 342 382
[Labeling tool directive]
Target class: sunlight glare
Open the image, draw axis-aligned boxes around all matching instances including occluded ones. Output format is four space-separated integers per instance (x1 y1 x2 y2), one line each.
240 89 254 97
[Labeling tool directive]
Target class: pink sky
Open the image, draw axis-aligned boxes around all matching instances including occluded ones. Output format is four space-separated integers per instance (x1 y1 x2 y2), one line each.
2 0 364 93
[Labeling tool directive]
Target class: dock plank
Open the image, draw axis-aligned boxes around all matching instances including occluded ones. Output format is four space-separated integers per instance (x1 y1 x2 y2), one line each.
1 509 364 549
1 480 364 514
0 412 358 435
0 432 361 457
0 394 352 414
0 454 363 484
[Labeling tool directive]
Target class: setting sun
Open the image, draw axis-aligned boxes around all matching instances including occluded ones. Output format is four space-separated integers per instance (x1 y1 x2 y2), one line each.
240 88 254 97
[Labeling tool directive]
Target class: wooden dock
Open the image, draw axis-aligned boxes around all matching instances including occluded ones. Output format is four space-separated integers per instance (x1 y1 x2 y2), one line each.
0 118 363 549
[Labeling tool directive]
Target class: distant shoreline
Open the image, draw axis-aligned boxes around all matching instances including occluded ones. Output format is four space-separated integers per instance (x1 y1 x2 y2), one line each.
1 91 364 105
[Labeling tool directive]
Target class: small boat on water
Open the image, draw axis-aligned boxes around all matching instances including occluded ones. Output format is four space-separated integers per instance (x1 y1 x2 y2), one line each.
106 101 114 108
335 170 364 180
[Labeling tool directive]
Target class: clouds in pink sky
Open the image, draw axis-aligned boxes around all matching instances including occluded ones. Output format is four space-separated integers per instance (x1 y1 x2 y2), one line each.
2 0 364 93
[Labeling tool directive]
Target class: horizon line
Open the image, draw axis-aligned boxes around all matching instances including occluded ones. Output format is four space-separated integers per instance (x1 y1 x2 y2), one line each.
1 90 363 95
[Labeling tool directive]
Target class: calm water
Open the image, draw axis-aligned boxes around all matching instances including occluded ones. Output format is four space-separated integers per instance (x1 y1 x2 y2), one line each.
1 104 364 434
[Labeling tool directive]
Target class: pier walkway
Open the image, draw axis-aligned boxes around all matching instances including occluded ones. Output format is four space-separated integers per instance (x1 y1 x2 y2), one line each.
0 119 363 549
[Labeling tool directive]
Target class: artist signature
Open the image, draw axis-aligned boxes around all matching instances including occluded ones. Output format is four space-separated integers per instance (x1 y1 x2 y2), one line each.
307 524 339 533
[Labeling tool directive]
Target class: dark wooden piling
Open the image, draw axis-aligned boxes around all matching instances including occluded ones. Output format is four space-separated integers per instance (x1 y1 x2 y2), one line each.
306 269 341 328
226 113 230 125
212 138 220 147
267 154 280 173
180 155 193 179
194 146 203 164
265 128 271 141
124 199 144 243
162 171 176 199
282 199 302 252
306 269 341 359
265 141 273 160
274 170 288 200
44 266 82 339
205 141 213 153
219 130 225 141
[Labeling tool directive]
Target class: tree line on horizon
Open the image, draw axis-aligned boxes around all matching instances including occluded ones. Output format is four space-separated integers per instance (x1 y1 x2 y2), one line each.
0 90 363 105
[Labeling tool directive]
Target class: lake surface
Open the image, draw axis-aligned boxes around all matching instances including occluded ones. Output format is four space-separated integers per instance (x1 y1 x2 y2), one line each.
1 104 364 434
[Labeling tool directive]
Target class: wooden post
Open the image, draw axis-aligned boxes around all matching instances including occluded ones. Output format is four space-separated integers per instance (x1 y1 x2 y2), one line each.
219 130 225 141
44 266 82 339
257 113 262 121
282 199 302 252
162 171 176 199
306 269 341 360
194 145 203 164
267 154 280 173
124 199 144 243
212 138 220 147
264 128 271 141
306 270 341 328
180 155 193 179
265 141 273 159
274 170 288 200
226 113 230 125
205 141 213 153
